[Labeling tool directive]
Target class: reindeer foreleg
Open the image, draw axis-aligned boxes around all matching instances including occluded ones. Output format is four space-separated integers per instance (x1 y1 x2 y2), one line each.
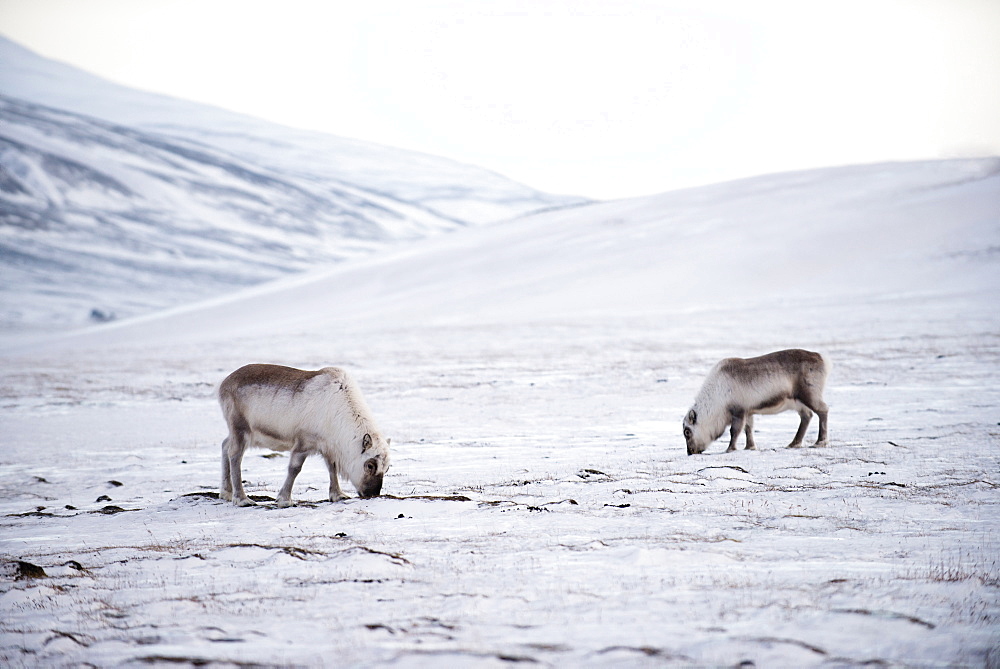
276 441 311 508
727 411 746 452
325 456 348 502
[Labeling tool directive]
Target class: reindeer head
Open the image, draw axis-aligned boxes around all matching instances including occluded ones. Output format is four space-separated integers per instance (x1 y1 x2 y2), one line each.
354 432 391 498
682 408 709 455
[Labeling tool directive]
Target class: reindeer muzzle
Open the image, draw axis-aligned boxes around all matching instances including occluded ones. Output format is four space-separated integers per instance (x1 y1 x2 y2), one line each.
359 475 383 499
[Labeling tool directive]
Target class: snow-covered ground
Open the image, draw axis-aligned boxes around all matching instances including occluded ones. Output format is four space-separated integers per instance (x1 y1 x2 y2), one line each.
1 158 999 666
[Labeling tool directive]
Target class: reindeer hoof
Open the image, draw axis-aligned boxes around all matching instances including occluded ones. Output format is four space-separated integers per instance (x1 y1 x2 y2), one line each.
234 497 257 507
787 441 804 449
276 498 294 508
812 440 828 448
329 493 349 503
744 445 757 451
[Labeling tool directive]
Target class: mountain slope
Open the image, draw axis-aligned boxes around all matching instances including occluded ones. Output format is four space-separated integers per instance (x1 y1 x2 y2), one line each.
0 37 581 223
0 36 585 332
37 157 1000 351
0 94 465 329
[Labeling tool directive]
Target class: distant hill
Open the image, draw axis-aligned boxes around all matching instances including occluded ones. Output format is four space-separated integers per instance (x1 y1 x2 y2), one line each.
0 36 585 333
37 157 1000 351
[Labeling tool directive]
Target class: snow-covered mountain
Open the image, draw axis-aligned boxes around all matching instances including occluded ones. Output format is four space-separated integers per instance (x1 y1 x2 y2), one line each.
0 36 585 333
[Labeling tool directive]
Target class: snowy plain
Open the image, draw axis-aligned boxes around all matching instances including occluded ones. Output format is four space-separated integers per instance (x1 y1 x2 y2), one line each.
2 157 1000 667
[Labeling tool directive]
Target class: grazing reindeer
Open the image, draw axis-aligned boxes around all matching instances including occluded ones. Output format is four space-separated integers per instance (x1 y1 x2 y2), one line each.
218 364 390 506
682 349 830 455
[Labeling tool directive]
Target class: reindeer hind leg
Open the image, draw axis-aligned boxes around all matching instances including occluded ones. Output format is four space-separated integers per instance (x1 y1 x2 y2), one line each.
798 384 829 447
220 437 234 501
787 407 813 448
811 399 829 447
228 427 255 506
743 414 757 450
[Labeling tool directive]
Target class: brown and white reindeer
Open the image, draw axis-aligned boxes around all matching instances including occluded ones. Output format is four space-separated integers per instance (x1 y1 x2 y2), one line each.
682 349 830 455
218 364 391 506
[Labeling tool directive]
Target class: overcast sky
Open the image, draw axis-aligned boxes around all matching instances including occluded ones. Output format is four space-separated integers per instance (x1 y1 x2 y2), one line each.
1 0 998 199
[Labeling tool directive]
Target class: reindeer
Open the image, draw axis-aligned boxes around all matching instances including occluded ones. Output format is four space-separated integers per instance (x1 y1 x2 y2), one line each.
218 364 390 506
682 349 830 455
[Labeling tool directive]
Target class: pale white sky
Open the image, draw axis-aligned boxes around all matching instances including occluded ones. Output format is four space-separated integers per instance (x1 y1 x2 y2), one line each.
1 0 998 199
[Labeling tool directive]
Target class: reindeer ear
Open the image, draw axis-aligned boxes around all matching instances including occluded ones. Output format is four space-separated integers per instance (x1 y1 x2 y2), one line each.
386 438 391 446
362 433 372 451
687 409 697 424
